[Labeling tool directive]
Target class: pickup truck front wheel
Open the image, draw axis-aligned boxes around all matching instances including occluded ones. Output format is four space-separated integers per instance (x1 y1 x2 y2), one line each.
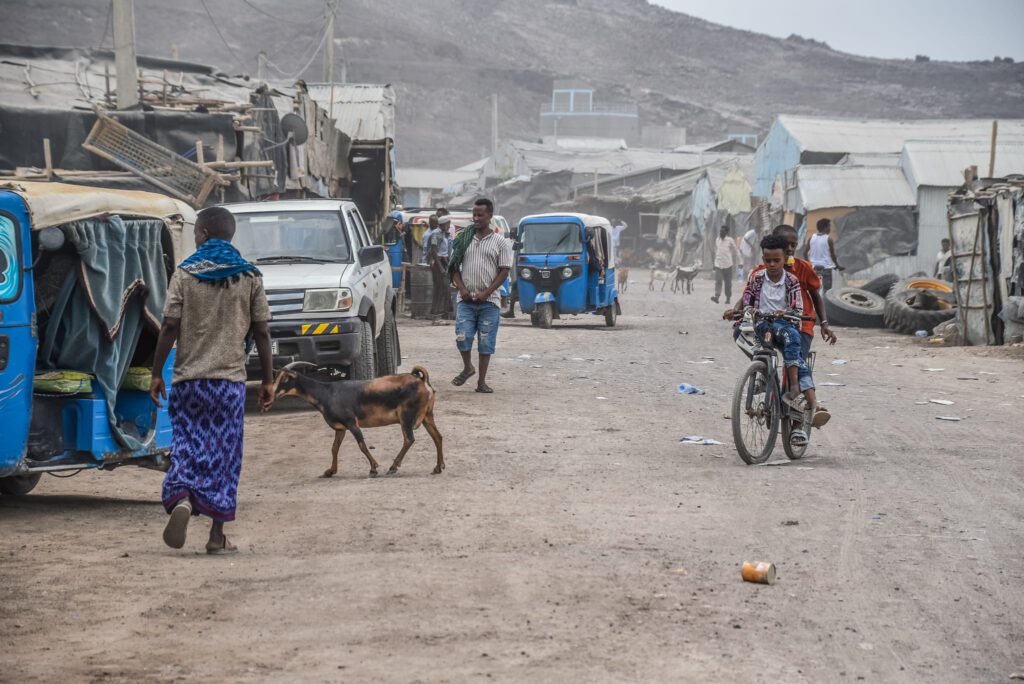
350 319 377 380
376 307 399 376
0 473 41 496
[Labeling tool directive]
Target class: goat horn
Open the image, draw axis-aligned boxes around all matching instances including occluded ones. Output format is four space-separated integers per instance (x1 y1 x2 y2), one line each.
281 361 318 372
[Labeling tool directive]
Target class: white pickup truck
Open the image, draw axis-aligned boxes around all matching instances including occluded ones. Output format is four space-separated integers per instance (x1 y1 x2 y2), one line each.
223 199 400 380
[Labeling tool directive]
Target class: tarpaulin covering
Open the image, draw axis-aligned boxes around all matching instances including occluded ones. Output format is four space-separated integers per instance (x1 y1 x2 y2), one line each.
38 217 168 448
834 207 917 274
491 170 574 227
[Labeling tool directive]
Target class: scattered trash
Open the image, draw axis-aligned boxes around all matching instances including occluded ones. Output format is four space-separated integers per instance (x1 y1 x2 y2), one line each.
531 364 543 369
781 520 799 526
702 356 715 360
891 363 903 367
831 359 849 365
915 330 929 337
818 382 846 387
922 368 945 372
956 377 979 381
936 416 964 421
928 399 954 406
1008 673 1024 681
979 371 997 376
596 396 607 400
677 383 706 395
570 357 585 361
517 354 533 359
928 338 945 345
741 561 776 585
670 567 688 575
914 401 928 405
688 360 714 364
680 435 723 445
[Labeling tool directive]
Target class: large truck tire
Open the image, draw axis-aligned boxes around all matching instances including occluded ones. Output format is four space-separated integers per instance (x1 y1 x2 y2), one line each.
884 286 957 334
825 287 886 328
350 319 377 380
860 273 900 297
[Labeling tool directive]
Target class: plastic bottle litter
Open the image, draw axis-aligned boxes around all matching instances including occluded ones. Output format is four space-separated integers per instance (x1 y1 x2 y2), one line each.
677 383 706 395
831 359 849 366
915 330 929 337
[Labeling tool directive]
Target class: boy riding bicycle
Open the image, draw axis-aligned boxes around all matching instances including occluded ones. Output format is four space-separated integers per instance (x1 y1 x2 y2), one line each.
735 235 829 445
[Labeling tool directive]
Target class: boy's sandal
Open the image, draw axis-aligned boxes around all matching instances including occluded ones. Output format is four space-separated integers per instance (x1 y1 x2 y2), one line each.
782 391 808 412
811 406 831 428
790 429 808 447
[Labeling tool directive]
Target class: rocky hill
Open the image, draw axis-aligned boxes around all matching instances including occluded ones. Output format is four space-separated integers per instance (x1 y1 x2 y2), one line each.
4 0 1023 167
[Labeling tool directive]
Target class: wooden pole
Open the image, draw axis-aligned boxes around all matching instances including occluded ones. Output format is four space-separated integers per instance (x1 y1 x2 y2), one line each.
988 120 998 178
195 140 205 165
112 0 139 108
42 138 53 179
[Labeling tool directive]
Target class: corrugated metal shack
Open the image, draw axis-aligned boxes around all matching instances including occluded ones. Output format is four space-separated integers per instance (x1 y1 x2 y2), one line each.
757 114 1024 279
307 83 397 232
0 44 396 232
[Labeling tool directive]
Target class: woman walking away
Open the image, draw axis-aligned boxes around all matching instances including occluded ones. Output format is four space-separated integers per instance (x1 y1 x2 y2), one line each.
149 207 274 555
711 224 740 304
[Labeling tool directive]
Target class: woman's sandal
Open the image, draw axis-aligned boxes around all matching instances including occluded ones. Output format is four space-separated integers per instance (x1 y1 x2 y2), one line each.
206 536 238 555
162 500 192 549
451 368 476 386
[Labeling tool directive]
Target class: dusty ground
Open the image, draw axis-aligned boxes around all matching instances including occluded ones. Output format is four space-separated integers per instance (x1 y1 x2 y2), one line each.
2 278 1023 683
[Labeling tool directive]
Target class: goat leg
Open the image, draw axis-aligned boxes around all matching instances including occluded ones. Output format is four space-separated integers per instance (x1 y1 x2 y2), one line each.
348 424 379 477
422 412 445 474
323 429 345 478
387 413 418 475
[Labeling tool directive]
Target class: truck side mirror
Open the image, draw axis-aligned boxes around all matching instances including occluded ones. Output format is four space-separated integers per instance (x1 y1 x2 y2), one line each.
512 241 523 251
358 245 386 267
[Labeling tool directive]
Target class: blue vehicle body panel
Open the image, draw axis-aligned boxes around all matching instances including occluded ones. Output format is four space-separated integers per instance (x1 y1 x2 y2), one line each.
516 215 618 317
0 189 174 478
0 192 36 477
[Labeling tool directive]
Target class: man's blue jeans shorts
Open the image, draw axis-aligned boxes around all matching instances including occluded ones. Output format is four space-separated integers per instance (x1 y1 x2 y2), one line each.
456 301 500 355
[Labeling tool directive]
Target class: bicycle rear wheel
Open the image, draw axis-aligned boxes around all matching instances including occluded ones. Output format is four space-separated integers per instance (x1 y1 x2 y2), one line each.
731 360 780 465
781 413 809 460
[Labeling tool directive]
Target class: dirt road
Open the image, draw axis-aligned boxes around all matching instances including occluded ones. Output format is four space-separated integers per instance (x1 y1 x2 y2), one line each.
2 279 1023 682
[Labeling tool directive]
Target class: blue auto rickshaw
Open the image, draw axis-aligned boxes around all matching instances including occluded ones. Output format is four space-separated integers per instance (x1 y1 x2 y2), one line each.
515 213 620 328
0 181 195 495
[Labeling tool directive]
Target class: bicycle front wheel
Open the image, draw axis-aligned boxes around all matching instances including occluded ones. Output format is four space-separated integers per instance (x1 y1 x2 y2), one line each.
731 360 780 465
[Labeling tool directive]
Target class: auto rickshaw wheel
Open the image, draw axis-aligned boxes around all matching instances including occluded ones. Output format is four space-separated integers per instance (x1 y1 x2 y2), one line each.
604 301 618 327
536 302 553 329
0 473 42 496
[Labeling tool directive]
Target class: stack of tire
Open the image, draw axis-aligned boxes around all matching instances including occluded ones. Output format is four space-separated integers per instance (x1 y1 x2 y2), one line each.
882 277 957 335
822 274 895 328
823 274 957 334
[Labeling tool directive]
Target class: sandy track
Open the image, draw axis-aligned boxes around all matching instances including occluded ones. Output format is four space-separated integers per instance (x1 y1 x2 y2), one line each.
2 278 1022 682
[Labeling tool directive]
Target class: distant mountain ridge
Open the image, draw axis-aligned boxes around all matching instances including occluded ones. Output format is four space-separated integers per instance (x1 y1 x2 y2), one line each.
3 0 1022 167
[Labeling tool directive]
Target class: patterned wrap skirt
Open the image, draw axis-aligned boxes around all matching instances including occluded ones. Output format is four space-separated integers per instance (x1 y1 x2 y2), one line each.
161 379 246 522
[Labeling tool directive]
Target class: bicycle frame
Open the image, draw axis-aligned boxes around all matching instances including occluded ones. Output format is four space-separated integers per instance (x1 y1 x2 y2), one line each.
734 315 815 423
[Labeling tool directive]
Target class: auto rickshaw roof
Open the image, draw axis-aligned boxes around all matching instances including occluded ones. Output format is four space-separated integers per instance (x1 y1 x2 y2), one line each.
518 212 612 229
1 181 196 230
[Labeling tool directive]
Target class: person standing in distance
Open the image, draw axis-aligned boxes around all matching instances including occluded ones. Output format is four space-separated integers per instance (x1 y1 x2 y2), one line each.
711 224 741 304
150 207 274 554
447 198 512 393
802 218 844 292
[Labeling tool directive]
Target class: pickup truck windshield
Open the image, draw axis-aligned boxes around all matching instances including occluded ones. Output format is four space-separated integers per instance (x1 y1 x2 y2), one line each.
521 222 582 254
232 211 352 263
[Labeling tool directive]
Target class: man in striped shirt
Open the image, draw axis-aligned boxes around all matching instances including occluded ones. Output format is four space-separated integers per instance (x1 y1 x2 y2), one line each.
450 198 513 393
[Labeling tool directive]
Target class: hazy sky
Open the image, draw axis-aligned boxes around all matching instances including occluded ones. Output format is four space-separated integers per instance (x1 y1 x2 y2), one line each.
652 0 1024 62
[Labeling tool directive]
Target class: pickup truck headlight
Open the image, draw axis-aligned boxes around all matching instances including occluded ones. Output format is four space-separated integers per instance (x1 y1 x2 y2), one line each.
303 288 353 312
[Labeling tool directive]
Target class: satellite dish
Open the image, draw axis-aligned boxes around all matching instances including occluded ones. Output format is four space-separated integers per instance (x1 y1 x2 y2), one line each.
280 113 309 146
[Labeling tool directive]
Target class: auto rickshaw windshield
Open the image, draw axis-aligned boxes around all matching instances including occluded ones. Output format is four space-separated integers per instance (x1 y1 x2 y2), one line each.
521 222 582 254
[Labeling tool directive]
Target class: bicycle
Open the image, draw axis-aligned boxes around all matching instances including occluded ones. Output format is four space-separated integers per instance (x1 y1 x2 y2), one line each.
729 310 815 464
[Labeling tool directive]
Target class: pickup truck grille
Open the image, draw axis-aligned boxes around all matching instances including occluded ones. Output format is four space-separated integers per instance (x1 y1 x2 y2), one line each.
265 289 304 317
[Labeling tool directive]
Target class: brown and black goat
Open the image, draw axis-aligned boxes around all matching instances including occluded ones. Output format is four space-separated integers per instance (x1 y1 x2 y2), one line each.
267 362 444 478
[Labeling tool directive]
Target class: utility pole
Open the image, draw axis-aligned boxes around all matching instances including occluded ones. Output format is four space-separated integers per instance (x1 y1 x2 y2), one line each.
112 0 139 109
323 0 336 83
491 93 499 157
257 51 267 82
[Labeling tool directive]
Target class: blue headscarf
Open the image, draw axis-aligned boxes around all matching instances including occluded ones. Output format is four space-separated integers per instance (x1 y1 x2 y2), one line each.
178 238 261 282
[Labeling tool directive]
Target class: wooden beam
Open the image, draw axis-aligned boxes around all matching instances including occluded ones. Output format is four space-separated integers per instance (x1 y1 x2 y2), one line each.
42 138 53 179
988 120 998 178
